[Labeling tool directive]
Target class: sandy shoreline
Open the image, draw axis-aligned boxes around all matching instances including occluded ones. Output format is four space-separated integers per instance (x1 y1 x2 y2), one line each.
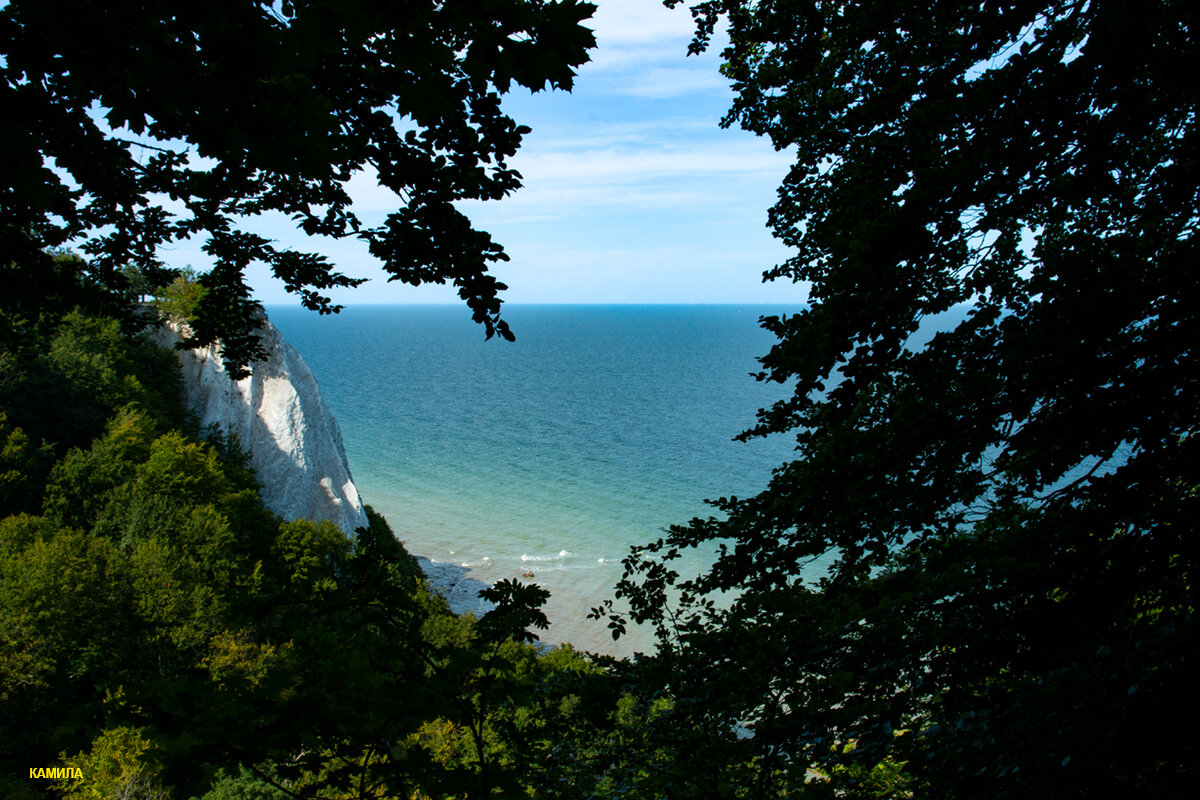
415 555 656 659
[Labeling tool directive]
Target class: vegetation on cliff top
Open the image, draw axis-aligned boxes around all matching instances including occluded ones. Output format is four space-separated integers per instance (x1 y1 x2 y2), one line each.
0 301 654 800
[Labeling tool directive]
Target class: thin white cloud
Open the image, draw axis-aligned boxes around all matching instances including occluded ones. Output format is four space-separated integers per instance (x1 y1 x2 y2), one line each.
586 44 682 71
488 237 806 305
514 141 789 183
343 127 791 220
574 1 729 96
528 116 717 149
588 0 695 47
455 153 786 224
613 66 729 98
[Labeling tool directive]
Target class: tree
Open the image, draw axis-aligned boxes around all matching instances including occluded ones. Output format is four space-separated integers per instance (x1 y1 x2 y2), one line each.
56 726 172 800
150 268 208 324
4 303 639 799
1 0 596 374
609 1 1200 796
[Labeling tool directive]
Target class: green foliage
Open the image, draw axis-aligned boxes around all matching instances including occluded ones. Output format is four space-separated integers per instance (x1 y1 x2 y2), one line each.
0 314 760 800
477 578 551 644
0 412 53 516
1 306 663 800
408 626 613 800
121 265 155 304
0 309 418 796
0 520 128 705
0 309 184 452
151 269 208 324
193 766 288 800
0 251 115 336
135 432 234 509
602 1 1200 797
273 517 349 594
1 0 597 374
11 308 672 800
57 726 171 800
42 407 158 529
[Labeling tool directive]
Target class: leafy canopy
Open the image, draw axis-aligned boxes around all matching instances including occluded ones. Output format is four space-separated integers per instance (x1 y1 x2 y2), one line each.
0 0 596 374
0 306 630 800
606 1 1200 796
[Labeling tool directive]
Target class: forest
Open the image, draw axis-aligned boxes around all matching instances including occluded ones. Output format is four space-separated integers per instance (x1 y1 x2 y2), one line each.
3 0 1197 798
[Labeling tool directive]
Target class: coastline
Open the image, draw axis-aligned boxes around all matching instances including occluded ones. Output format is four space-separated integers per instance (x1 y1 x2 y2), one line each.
264 305 793 663
413 553 656 659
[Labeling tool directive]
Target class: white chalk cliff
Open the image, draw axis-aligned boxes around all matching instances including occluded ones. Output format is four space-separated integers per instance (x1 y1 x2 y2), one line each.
151 316 369 534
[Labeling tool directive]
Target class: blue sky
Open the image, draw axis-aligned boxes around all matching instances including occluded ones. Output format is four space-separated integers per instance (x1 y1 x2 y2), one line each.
169 0 805 306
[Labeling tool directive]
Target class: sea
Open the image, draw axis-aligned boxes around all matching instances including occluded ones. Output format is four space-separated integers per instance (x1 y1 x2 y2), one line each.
268 304 801 657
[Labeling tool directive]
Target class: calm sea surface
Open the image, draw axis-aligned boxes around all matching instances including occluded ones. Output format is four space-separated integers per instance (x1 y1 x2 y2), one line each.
268 304 799 655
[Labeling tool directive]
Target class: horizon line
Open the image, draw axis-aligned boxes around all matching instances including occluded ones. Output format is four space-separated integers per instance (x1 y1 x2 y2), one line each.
262 300 810 307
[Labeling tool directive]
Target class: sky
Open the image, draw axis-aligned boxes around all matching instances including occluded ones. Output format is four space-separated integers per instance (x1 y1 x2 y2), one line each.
167 0 805 306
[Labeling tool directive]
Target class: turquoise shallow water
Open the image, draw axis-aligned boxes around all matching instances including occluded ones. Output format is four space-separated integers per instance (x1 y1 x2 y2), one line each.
269 304 798 654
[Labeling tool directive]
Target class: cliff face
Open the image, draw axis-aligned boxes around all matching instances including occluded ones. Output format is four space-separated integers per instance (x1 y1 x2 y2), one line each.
151 317 369 534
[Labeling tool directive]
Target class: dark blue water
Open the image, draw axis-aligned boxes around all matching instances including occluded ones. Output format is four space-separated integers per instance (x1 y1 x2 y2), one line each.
269 304 798 651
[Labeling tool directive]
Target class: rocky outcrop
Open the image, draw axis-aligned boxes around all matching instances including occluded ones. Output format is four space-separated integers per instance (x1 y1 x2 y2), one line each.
151 317 369 534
